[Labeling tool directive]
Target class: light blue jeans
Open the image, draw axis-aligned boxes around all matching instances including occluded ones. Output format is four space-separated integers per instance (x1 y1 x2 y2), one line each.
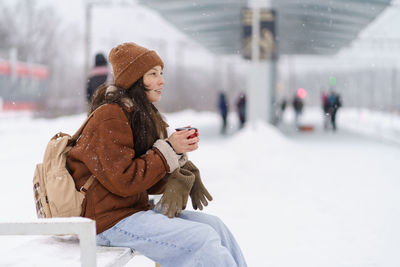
96 209 247 267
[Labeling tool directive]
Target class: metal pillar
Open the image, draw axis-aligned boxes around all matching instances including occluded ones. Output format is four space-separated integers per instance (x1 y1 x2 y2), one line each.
246 1 276 125
84 2 92 84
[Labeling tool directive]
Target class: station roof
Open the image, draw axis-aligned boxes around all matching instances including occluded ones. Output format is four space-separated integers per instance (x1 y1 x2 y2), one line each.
138 0 391 56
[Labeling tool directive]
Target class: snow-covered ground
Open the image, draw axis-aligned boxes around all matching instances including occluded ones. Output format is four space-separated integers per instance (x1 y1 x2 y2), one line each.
0 106 399 266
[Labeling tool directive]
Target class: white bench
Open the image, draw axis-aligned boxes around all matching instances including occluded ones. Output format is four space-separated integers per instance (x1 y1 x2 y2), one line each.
0 217 160 267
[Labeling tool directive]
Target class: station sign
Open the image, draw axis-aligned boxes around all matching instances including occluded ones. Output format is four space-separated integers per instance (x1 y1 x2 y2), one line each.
242 8 277 61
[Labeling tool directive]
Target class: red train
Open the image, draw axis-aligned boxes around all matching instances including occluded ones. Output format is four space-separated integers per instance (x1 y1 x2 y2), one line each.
0 59 49 111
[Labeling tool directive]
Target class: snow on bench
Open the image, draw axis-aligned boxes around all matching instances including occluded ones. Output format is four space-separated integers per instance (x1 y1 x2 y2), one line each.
0 217 159 267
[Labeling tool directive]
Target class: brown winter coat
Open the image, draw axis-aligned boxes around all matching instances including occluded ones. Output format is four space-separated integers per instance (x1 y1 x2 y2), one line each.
66 104 177 234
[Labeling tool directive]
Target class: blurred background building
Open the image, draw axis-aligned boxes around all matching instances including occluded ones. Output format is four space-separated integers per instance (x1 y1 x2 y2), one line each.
0 0 399 118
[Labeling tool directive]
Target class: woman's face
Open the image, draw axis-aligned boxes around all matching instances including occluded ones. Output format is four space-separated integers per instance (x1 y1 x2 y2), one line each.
143 65 165 103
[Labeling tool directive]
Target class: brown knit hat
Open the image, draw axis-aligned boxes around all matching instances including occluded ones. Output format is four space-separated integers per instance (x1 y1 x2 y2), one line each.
108 42 164 89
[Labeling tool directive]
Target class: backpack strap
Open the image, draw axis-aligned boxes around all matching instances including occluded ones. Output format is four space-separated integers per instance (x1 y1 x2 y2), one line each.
70 110 97 144
72 113 97 194
79 175 95 194
69 110 99 194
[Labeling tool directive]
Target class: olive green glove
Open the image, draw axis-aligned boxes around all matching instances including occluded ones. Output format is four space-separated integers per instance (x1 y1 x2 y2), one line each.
182 161 213 210
155 168 195 218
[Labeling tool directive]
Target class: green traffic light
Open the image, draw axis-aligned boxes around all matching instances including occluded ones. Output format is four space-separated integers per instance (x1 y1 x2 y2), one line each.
329 76 337 86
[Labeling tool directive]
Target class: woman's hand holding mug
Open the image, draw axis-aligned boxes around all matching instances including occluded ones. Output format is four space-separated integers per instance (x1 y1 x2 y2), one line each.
168 127 199 153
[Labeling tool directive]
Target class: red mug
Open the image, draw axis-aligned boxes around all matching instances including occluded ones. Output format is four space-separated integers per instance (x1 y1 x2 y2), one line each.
175 127 198 139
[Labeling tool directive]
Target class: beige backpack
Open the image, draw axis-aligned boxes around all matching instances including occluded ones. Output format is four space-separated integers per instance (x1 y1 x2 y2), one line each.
33 112 96 218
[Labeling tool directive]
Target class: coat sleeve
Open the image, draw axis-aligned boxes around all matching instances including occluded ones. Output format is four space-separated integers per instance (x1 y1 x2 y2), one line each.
83 105 179 197
146 176 169 194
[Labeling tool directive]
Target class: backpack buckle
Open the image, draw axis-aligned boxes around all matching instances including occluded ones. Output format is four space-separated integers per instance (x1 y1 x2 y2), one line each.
80 186 87 193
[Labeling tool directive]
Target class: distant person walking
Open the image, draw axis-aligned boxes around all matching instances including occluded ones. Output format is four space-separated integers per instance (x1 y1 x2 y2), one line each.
276 98 287 124
236 92 246 129
327 91 342 131
218 92 229 134
86 53 109 103
321 91 330 130
292 95 304 129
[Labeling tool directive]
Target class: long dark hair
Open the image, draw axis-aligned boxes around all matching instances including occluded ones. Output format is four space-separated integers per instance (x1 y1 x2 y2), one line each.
89 79 168 157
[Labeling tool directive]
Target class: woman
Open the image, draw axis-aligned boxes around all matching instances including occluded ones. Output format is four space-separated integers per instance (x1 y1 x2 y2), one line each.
66 42 247 267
